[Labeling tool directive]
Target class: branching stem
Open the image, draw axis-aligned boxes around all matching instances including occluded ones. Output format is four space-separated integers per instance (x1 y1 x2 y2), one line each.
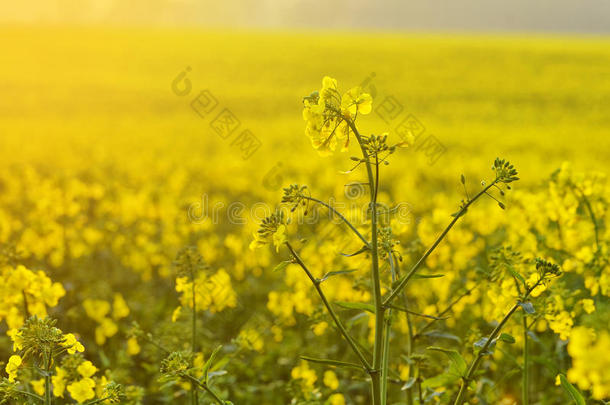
383 181 496 306
303 196 370 247
285 242 371 369
180 373 226 405
346 119 384 405
453 278 543 405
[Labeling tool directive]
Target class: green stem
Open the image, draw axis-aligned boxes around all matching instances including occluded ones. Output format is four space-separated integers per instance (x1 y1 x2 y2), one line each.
453 303 519 405
393 253 414 405
16 390 44 402
569 183 600 248
381 310 392 405
44 349 52 405
142 333 171 355
453 279 543 405
383 182 496 306
413 286 476 340
181 373 225 405
346 118 384 405
403 296 415 405
381 254 399 405
522 314 529 405
304 196 370 247
285 242 371 369
191 270 198 405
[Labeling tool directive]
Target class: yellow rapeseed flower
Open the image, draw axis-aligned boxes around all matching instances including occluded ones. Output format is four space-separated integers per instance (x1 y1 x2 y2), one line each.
323 370 339 390
341 86 372 117
52 367 67 398
127 336 141 356
67 377 96 403
62 333 85 354
112 293 130 320
77 360 98 378
30 378 46 396
328 393 346 405
5 354 22 382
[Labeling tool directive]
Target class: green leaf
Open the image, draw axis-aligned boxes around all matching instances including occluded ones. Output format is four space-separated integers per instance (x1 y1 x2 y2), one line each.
499 333 516 344
202 345 222 384
421 373 459 389
412 273 445 279
272 261 290 272
427 346 467 377
320 269 357 282
340 245 369 257
559 374 586 405
507 267 526 286
391 274 444 290
335 301 375 313
299 356 363 370
422 330 461 343
386 304 449 321
518 301 535 314
401 377 416 390
473 337 496 355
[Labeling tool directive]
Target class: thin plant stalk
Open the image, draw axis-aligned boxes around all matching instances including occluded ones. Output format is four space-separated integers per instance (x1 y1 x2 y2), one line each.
304 196 370 247
16 390 43 402
522 314 529 405
44 349 52 405
180 373 226 405
380 311 392 405
401 288 415 405
453 278 544 405
381 254 398 405
413 287 476 341
383 181 497 307
285 242 371 369
191 268 198 405
346 118 384 405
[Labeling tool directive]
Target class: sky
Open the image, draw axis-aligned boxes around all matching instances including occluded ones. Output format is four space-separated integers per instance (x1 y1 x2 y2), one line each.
1 0 610 34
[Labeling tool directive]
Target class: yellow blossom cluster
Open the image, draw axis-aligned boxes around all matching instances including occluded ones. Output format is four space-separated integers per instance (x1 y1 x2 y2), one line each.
0 265 65 331
2 316 116 404
303 76 372 155
290 361 346 404
567 327 610 400
175 269 237 314
83 293 130 345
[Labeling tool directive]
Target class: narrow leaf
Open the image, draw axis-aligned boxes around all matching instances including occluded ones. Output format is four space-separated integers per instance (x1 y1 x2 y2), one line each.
340 245 369 257
300 356 363 370
559 374 586 405
499 333 516 344
202 345 222 384
507 268 526 286
387 304 449 320
427 346 467 376
401 377 416 390
320 269 357 282
518 301 536 314
422 330 461 343
473 337 496 355
421 373 460 389
412 273 445 279
273 261 290 272
335 301 375 314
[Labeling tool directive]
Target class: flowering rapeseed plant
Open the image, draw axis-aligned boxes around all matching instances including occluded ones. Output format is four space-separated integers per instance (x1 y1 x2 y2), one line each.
253 76 545 405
